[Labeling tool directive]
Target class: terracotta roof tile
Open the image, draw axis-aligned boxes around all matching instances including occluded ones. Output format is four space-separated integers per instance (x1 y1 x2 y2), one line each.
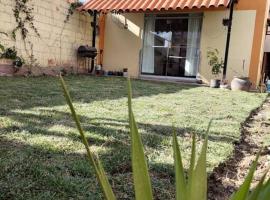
81 0 231 12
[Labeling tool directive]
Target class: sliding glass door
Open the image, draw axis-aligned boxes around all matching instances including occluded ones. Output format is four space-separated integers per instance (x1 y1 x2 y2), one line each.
141 13 202 78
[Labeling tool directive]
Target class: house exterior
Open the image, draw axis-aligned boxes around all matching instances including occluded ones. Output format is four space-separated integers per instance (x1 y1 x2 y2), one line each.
82 0 269 86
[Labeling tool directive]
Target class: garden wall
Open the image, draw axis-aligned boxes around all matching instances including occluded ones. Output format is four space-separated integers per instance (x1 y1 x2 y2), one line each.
0 0 93 76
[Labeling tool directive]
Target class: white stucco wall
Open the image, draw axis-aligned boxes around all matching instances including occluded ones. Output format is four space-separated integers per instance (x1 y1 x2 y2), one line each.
200 10 256 83
103 13 144 77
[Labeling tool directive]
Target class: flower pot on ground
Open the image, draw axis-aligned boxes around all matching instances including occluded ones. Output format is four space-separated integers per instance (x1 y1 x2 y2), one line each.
0 45 24 76
220 80 229 89
210 79 221 88
0 58 14 76
207 48 224 88
123 68 128 77
231 76 252 91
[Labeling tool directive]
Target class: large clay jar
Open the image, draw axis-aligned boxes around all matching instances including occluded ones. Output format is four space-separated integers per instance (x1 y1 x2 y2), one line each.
231 77 252 91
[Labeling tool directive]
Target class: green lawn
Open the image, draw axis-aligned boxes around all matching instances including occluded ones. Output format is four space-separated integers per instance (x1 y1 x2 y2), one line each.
0 76 267 200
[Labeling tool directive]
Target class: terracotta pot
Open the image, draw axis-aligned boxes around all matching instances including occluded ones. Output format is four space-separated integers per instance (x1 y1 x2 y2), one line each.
210 79 221 88
0 59 14 76
231 77 252 91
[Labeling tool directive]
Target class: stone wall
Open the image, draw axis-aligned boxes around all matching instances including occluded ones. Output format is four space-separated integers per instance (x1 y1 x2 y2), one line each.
0 0 93 76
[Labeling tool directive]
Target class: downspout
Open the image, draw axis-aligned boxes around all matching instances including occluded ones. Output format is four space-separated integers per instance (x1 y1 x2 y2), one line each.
89 10 97 73
223 0 237 80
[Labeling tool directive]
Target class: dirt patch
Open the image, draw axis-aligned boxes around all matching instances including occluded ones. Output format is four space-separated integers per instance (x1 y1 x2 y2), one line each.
208 97 270 200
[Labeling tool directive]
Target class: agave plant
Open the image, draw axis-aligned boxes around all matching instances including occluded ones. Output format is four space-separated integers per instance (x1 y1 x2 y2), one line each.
59 76 270 200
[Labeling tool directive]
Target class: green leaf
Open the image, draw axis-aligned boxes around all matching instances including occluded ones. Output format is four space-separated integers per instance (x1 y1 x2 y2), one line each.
230 152 261 200
247 172 267 200
258 177 270 199
60 75 116 200
173 129 187 200
189 121 212 200
187 134 196 199
127 78 153 200
0 43 4 53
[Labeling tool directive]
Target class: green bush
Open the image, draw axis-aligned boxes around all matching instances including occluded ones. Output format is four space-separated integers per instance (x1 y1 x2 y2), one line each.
60 76 270 200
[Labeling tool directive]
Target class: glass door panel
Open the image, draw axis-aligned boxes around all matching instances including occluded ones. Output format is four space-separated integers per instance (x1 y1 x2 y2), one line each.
142 14 202 78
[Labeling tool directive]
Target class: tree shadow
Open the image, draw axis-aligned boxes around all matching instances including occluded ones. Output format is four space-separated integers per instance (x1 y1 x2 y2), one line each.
0 76 197 111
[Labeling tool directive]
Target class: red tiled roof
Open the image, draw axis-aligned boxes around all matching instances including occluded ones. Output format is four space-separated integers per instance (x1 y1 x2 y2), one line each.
81 0 231 12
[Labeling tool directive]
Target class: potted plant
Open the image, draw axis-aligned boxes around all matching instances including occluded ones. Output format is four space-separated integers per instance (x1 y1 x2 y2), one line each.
13 56 25 72
207 49 224 88
0 45 24 75
231 60 252 91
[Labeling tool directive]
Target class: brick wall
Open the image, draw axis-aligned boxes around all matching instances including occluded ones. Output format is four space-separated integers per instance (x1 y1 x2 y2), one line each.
0 0 93 75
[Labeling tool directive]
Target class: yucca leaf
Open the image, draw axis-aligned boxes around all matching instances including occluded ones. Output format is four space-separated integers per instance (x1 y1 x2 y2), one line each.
247 172 267 200
127 78 153 200
187 134 196 199
230 152 261 200
173 129 187 200
60 75 116 200
258 177 270 199
189 121 212 200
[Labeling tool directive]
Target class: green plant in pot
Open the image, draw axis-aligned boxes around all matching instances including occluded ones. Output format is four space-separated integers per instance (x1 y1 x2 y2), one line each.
231 60 252 91
207 49 224 88
13 56 25 72
0 45 24 73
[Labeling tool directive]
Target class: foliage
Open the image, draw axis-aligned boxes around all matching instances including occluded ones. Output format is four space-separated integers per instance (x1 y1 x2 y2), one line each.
64 2 83 23
0 47 17 60
12 0 40 40
60 77 270 200
60 75 116 200
207 48 224 77
0 45 25 68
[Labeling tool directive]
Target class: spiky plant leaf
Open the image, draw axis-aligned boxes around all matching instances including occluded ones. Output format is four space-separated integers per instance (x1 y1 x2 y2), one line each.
188 121 212 200
60 75 116 200
187 134 196 199
230 152 261 200
258 177 270 199
127 78 153 200
173 129 187 200
247 172 267 200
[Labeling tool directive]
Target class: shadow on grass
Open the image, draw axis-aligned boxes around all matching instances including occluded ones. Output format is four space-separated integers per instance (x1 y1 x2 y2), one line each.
0 76 197 111
0 110 238 150
0 136 174 200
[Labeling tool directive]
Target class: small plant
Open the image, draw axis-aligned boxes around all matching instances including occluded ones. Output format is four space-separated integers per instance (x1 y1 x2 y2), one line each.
207 49 224 77
0 47 17 60
12 0 40 40
0 45 24 70
13 56 25 70
64 1 83 23
60 76 270 200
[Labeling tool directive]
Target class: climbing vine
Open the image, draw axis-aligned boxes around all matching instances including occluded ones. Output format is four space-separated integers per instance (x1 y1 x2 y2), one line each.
12 0 40 40
64 2 83 23
10 0 40 74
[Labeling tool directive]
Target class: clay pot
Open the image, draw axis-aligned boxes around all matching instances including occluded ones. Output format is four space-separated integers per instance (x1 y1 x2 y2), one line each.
0 59 14 76
210 79 221 88
231 77 252 91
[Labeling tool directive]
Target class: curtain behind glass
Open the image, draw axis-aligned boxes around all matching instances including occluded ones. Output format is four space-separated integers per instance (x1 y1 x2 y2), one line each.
185 14 202 76
142 16 155 74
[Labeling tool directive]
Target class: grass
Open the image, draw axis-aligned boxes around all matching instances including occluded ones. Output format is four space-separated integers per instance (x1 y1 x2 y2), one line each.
0 76 267 200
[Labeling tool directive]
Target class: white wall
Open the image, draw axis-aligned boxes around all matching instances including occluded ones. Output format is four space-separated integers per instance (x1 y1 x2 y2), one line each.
103 13 144 77
200 10 256 83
